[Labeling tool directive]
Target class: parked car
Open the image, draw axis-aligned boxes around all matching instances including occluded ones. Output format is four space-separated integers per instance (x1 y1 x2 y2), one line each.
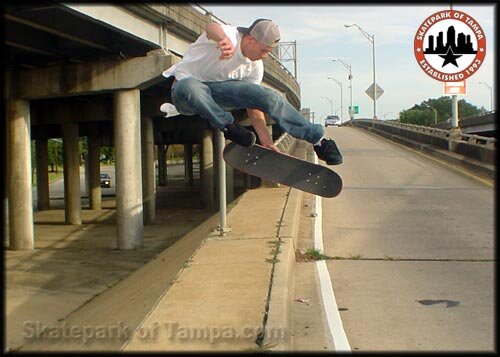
100 173 111 188
325 115 341 127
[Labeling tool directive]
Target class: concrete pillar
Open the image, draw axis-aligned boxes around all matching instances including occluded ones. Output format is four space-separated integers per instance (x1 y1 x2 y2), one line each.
184 143 193 186
200 129 214 210
62 122 82 225
114 89 143 249
8 99 34 250
84 152 90 198
3 102 9 247
88 124 101 210
158 144 166 186
35 137 50 210
141 116 155 225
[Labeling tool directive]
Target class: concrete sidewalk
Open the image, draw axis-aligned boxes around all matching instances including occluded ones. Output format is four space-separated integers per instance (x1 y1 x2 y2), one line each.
6 144 307 352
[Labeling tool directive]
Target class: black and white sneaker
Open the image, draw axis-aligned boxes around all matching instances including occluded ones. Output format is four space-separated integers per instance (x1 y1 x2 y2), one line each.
314 138 343 165
223 123 256 147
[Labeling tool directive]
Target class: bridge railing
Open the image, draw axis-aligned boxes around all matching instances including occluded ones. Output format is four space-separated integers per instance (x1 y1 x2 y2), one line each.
347 118 496 167
431 110 496 130
376 120 496 148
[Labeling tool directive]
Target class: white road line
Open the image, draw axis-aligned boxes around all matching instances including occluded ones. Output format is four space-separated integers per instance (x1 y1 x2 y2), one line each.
313 156 351 353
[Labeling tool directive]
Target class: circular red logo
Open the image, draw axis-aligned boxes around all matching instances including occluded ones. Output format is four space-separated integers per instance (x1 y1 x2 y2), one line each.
414 10 486 82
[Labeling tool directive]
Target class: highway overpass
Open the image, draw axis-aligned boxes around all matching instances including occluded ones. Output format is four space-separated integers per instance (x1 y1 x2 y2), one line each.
4 3 299 251
431 111 496 137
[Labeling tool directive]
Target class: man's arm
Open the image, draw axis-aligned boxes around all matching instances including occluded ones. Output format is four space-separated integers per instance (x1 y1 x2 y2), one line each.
205 23 234 59
247 108 279 151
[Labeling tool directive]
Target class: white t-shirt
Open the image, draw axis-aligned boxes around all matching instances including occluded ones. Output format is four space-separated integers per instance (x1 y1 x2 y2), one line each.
162 25 264 84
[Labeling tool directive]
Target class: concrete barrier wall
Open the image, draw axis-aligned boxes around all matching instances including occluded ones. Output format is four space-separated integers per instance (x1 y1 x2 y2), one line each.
432 111 496 131
350 119 496 169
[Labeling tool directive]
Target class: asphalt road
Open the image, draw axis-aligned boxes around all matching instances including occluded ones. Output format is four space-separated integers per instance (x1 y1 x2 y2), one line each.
320 126 494 352
32 162 192 209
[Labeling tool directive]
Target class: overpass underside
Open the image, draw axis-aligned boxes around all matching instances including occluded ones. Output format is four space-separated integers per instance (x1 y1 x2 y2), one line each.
5 51 288 252
4 4 297 251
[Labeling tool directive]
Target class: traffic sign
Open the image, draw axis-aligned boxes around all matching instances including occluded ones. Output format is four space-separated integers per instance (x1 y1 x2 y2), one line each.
365 83 384 100
349 105 359 114
444 81 467 95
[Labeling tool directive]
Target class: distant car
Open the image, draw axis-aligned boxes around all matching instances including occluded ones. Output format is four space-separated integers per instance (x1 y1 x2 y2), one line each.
325 115 341 127
100 173 111 188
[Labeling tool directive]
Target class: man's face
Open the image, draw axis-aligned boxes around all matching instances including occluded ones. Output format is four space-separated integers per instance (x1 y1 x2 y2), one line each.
243 36 274 61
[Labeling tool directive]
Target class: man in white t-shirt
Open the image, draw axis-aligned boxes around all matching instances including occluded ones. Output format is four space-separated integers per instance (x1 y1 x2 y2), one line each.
162 19 342 165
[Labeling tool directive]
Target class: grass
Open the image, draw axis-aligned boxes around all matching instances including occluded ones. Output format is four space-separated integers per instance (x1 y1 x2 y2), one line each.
32 167 64 185
48 169 64 183
296 248 330 262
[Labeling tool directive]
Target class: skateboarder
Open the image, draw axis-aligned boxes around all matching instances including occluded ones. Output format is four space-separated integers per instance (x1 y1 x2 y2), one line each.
161 18 343 165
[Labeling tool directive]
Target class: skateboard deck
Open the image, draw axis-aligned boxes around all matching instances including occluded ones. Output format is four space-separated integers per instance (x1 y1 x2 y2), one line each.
223 142 343 198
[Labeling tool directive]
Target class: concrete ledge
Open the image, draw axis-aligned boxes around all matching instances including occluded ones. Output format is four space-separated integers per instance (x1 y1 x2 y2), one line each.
263 188 303 350
263 141 307 351
123 187 290 351
19 212 221 351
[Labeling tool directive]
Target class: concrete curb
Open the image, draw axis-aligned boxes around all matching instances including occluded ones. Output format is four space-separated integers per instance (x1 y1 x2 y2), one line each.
263 141 307 351
263 187 303 350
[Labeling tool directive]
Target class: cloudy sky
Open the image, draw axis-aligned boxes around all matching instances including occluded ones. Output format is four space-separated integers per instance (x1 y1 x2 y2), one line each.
201 3 496 122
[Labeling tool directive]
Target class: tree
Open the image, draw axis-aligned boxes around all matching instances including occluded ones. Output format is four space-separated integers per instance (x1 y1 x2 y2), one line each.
399 96 486 125
47 139 63 172
100 147 115 164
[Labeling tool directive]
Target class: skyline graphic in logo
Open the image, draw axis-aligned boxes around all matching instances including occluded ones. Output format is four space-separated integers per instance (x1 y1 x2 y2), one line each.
414 10 486 82
423 25 477 68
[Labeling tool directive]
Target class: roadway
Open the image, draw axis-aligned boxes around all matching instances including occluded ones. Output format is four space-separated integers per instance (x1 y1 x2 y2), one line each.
32 163 195 210
319 126 494 352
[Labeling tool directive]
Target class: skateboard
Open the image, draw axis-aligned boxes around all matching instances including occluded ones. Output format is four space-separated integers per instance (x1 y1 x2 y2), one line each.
223 142 343 198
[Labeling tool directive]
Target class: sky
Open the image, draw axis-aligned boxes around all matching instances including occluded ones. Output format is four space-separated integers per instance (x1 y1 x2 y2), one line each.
201 3 496 123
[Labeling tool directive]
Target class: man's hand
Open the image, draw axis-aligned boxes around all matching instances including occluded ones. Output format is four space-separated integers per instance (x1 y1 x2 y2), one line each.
217 37 235 59
247 108 280 152
205 23 235 60
258 135 280 152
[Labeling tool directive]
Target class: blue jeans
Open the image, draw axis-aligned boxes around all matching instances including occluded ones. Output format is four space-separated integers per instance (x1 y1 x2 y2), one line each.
171 78 324 144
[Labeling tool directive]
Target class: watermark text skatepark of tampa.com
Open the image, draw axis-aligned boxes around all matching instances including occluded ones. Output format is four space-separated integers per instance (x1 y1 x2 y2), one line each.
22 320 287 345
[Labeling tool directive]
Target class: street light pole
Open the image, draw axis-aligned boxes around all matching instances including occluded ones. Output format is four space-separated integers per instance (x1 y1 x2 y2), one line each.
327 77 343 123
478 81 493 111
321 96 333 115
332 58 353 122
345 24 377 122
423 103 438 125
